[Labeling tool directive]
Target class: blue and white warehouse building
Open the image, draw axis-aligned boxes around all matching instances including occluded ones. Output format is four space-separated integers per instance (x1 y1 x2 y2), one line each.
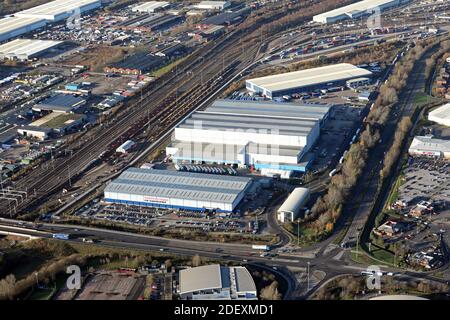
166 99 331 176
104 168 253 212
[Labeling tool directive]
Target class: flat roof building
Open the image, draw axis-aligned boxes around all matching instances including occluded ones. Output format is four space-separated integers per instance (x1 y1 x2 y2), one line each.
194 1 231 11
0 17 46 43
104 168 253 212
17 126 52 141
313 0 410 24
277 187 310 223
408 136 450 159
245 63 372 99
428 103 450 127
15 0 101 22
132 1 171 13
179 264 257 300
33 94 86 113
0 39 63 60
166 99 331 174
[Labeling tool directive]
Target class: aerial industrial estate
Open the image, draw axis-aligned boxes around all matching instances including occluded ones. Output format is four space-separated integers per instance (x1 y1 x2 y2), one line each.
0 0 449 306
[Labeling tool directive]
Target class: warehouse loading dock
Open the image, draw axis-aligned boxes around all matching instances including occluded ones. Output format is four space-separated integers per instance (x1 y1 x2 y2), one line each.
166 99 331 176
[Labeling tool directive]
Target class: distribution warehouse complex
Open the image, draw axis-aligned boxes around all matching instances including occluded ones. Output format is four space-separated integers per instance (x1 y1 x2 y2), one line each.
0 39 62 60
245 63 372 99
0 0 101 43
313 0 411 24
165 99 331 177
104 168 253 212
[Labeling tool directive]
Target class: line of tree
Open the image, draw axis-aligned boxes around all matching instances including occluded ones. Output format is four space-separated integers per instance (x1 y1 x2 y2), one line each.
425 40 450 82
305 38 440 239
0 254 86 300
380 116 412 179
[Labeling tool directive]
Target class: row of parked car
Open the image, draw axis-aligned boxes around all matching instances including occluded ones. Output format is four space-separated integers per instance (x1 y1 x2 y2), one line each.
174 164 238 175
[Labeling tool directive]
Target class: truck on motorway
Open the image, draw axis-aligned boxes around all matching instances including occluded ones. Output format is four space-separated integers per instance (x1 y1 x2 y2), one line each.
52 233 70 240
329 169 337 177
252 245 270 251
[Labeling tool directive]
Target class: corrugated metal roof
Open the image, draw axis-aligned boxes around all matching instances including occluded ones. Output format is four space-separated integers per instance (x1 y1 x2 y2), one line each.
34 94 85 111
207 99 331 121
16 0 100 17
171 141 243 163
246 63 372 93
233 267 257 293
179 265 223 294
314 0 401 20
132 1 170 12
278 187 310 214
409 136 450 153
105 168 252 203
428 103 450 122
0 16 45 35
0 39 62 58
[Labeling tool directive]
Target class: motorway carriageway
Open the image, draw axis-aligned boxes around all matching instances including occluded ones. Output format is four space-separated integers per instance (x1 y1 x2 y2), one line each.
0 220 304 266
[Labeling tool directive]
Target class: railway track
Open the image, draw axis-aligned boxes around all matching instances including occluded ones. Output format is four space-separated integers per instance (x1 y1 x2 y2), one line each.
4 30 260 216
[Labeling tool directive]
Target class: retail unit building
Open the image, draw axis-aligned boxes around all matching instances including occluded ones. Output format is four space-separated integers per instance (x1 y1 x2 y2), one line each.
179 264 257 300
408 136 450 159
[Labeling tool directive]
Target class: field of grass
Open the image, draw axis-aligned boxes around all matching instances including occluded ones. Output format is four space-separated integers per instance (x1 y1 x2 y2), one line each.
151 57 188 78
413 93 439 107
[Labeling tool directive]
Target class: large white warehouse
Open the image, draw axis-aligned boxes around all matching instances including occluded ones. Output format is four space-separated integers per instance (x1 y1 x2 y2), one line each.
245 63 372 99
0 39 62 60
277 187 310 223
166 99 331 174
104 168 253 212
0 17 46 43
132 1 171 13
428 103 450 127
194 1 231 11
15 0 101 22
313 0 410 24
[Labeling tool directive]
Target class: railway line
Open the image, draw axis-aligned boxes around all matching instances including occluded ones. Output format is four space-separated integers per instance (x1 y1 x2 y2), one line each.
3 27 262 216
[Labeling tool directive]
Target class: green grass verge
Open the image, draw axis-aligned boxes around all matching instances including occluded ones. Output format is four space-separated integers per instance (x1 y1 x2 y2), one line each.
151 57 189 78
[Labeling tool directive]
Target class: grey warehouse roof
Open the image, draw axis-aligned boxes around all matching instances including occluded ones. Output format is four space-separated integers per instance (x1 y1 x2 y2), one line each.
15 0 100 19
34 95 85 112
105 168 252 204
206 99 331 121
0 39 62 59
246 63 372 93
179 264 225 294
